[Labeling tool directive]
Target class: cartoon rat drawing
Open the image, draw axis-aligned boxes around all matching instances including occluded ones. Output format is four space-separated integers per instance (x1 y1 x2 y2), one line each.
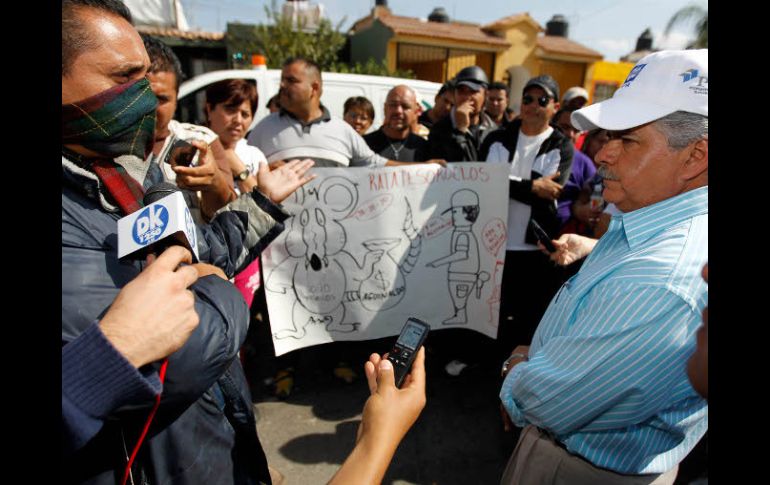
266 177 422 339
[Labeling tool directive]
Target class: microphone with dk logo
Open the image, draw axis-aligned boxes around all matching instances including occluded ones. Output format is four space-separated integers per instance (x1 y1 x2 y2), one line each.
117 183 200 262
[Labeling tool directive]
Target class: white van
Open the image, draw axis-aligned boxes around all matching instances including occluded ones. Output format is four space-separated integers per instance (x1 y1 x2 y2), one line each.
176 68 441 133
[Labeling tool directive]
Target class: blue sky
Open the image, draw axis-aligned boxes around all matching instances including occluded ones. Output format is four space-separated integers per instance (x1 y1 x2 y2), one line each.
179 0 706 62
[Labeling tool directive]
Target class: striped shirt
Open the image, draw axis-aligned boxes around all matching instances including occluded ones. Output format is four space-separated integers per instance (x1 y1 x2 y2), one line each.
500 186 708 475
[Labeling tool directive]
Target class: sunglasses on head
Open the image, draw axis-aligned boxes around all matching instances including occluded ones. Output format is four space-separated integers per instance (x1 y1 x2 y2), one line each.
522 94 551 107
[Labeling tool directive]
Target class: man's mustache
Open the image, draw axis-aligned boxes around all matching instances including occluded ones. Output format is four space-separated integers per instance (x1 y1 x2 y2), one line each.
597 165 619 181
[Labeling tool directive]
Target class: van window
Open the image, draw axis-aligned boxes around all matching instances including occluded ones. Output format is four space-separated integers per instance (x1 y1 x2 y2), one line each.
320 81 368 120
174 79 260 126
175 79 259 128
175 88 207 127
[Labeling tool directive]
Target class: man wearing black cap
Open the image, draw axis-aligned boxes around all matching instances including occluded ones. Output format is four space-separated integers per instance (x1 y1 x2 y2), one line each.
425 66 497 161
480 74 574 359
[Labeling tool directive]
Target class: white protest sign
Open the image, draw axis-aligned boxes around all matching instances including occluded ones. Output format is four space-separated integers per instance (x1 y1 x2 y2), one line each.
262 163 510 356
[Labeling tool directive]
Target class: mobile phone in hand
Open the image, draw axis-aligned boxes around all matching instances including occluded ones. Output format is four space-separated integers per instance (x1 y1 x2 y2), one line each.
387 318 430 388
530 219 557 253
164 138 199 167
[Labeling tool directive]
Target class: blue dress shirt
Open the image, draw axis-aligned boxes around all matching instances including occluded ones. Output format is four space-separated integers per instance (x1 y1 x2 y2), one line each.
500 186 708 474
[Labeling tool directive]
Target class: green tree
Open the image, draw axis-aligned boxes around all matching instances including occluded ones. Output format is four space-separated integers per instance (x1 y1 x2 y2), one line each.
226 1 415 78
228 1 346 70
664 4 707 48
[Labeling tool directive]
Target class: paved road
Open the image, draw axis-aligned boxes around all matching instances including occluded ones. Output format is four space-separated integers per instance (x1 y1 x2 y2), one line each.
251 345 521 485
243 318 707 484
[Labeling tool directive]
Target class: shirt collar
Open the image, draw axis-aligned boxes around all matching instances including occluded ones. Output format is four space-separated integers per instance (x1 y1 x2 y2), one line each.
379 127 410 143
615 186 708 249
61 154 120 212
280 105 331 132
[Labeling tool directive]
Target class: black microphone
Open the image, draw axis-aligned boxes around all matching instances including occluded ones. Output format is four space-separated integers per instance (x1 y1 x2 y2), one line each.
117 183 200 261
143 182 180 205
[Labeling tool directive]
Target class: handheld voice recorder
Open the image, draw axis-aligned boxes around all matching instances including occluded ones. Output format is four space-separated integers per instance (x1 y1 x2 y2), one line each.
387 317 430 388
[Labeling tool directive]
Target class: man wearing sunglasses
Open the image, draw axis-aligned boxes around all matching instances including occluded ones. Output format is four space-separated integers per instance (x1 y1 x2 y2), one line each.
480 74 574 361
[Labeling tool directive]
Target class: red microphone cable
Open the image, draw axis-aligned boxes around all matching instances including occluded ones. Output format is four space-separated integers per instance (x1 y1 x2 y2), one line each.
121 358 169 485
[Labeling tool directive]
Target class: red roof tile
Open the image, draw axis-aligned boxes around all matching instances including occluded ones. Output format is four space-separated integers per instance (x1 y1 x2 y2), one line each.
354 14 510 48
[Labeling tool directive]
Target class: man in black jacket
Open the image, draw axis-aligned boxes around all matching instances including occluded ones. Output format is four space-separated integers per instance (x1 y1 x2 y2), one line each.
61 1 312 482
480 75 574 358
425 66 497 161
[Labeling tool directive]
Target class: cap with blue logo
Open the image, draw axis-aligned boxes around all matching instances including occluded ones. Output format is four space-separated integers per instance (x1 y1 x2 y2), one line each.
571 49 708 131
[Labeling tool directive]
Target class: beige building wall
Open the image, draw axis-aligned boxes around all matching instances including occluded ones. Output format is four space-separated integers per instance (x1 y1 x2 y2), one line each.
491 23 540 82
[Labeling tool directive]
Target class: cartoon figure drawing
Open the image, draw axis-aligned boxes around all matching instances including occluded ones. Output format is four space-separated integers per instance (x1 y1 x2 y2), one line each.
266 176 422 339
426 189 490 325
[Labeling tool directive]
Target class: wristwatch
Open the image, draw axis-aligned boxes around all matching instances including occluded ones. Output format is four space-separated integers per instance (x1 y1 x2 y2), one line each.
234 169 250 182
501 353 528 377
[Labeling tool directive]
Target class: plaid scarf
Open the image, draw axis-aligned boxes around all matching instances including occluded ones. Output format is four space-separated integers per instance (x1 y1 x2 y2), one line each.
90 159 145 215
63 146 146 215
62 78 157 160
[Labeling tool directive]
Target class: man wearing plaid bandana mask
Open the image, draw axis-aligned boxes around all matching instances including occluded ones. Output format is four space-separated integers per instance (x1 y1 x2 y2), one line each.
61 1 314 483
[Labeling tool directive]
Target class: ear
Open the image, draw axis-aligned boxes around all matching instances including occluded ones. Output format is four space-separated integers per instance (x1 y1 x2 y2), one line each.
680 138 708 181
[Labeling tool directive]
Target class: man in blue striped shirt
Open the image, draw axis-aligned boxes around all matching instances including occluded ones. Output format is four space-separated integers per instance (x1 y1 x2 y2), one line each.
499 49 708 484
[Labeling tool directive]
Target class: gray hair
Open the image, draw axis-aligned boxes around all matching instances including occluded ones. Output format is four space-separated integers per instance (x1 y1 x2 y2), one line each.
653 111 708 150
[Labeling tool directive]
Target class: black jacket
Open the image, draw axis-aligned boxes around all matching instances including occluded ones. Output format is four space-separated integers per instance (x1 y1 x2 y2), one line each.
424 111 497 162
480 119 574 242
62 155 286 484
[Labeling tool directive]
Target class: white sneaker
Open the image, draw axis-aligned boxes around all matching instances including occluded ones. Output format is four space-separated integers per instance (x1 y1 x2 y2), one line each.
444 359 468 376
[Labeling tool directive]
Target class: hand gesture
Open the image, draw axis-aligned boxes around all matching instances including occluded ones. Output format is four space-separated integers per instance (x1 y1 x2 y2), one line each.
542 233 597 266
99 246 200 368
531 172 563 200
257 158 316 204
453 100 474 132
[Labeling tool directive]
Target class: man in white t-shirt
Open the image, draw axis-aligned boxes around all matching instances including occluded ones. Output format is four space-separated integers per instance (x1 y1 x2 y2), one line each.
480 75 574 359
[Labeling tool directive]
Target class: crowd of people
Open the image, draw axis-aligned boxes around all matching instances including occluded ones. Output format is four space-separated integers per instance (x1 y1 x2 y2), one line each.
61 0 708 483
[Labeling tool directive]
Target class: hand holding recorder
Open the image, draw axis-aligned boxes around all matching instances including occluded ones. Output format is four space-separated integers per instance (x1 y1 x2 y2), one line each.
329 344 426 485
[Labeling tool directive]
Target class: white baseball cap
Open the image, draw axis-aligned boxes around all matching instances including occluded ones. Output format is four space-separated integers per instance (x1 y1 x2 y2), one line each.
572 49 708 131
562 86 589 104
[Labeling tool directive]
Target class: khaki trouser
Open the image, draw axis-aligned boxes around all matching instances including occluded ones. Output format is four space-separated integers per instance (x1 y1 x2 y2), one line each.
500 425 678 485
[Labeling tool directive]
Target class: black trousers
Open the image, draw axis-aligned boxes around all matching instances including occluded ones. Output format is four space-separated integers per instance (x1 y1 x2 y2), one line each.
496 250 566 360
